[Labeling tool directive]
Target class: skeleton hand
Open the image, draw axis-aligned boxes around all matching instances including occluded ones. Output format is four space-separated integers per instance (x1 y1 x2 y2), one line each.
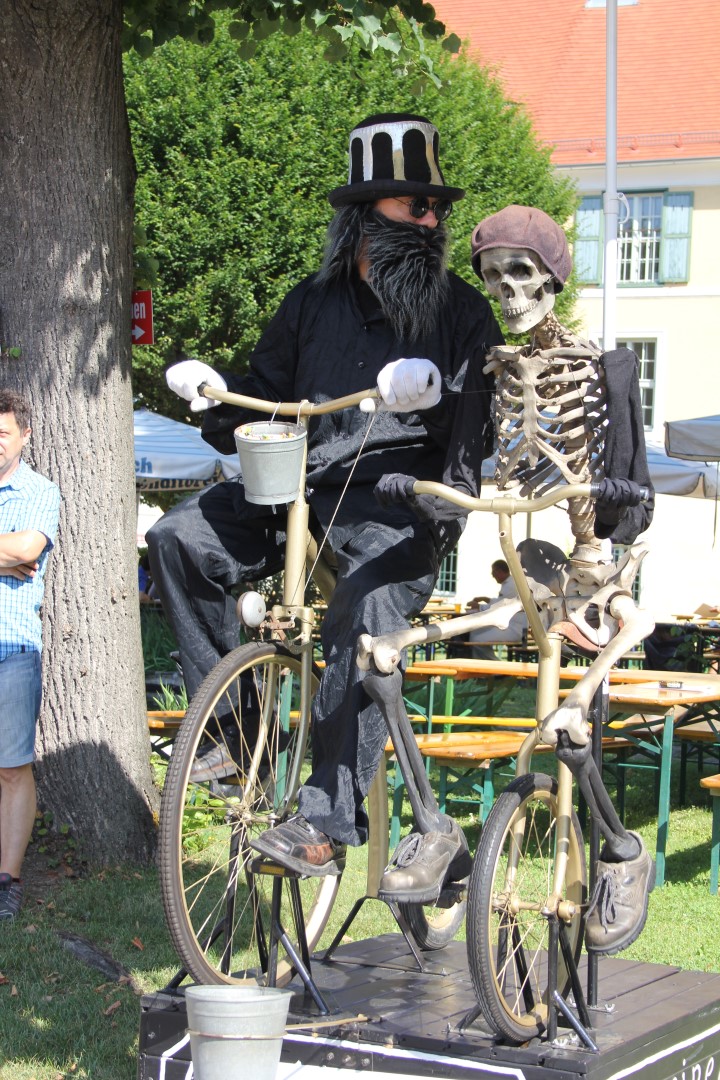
376 358 442 411
374 473 465 523
539 704 591 748
166 359 227 412
592 477 652 526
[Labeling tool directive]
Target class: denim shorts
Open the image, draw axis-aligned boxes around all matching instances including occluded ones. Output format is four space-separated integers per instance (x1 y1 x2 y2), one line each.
0 650 42 767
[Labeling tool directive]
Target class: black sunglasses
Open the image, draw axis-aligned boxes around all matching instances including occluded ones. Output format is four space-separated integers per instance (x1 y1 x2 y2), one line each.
393 196 453 223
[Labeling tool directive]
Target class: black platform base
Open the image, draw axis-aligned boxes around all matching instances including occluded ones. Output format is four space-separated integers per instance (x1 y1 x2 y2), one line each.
138 934 720 1080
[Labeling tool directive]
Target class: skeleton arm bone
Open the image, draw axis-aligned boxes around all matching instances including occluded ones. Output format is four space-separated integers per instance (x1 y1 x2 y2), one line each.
540 592 655 746
356 598 524 674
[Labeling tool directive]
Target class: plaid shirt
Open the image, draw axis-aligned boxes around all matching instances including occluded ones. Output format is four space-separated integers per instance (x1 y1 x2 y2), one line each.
0 459 60 660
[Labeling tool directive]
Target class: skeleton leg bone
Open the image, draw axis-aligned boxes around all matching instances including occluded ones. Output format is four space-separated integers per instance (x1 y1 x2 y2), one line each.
555 732 637 861
362 668 445 835
362 667 471 903
540 592 655 747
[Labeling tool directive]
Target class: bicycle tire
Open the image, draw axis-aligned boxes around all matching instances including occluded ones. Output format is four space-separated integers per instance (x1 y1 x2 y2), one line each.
399 893 467 951
159 642 340 985
466 772 586 1044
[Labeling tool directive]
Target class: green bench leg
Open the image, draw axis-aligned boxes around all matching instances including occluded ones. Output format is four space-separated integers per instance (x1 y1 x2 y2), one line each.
389 765 404 850
482 763 495 824
711 796 720 896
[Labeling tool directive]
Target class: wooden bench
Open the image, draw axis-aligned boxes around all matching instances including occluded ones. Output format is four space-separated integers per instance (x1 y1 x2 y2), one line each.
700 773 720 894
419 732 632 823
675 726 720 804
408 714 537 732
383 729 536 845
419 731 543 824
147 710 184 759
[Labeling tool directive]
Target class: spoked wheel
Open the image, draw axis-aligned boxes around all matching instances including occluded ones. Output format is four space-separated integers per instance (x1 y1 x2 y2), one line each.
159 642 341 985
467 773 586 1044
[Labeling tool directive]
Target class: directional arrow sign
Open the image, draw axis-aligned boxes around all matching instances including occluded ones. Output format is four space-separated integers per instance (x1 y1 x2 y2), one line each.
131 289 154 346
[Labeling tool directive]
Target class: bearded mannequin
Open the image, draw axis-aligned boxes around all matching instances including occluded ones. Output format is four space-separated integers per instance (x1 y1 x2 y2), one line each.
149 113 503 883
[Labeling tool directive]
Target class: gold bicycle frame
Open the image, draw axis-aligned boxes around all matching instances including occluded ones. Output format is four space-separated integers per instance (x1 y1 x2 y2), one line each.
203 385 390 892
413 479 593 918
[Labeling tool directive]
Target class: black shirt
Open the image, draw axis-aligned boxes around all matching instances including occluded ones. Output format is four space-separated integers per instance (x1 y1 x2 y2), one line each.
202 269 503 536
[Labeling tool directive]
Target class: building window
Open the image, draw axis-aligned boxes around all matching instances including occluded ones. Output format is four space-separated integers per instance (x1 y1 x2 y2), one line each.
435 548 458 596
575 192 692 285
619 195 662 283
617 339 656 429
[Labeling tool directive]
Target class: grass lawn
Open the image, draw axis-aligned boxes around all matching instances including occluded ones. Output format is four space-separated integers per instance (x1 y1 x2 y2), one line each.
1 749 719 1080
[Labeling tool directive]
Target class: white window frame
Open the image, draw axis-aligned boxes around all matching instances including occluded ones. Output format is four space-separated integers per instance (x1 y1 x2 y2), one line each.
434 547 458 598
590 330 667 443
575 192 693 286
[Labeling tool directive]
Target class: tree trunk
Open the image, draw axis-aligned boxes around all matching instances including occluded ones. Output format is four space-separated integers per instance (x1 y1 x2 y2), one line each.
0 0 158 862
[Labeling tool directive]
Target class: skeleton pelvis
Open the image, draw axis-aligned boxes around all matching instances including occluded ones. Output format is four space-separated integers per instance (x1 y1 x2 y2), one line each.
517 537 647 651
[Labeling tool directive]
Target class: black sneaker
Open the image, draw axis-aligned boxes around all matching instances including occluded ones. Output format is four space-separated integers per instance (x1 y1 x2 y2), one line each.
190 724 244 782
0 874 23 921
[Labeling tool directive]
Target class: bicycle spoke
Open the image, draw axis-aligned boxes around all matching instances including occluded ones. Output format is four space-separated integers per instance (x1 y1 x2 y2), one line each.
159 644 341 985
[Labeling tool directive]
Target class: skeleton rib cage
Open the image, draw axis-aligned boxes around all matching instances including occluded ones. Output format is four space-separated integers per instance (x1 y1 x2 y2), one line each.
485 317 608 552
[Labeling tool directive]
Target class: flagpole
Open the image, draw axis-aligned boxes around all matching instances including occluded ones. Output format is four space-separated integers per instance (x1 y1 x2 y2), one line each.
602 0 619 351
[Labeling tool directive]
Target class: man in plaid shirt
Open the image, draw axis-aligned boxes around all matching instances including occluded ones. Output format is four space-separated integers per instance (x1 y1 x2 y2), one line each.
0 390 60 921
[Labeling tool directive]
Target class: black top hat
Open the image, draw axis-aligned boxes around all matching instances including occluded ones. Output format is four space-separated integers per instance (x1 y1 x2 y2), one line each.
328 113 465 207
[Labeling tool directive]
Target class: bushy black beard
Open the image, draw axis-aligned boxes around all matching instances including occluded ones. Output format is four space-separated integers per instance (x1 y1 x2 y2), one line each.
364 211 450 340
317 205 450 341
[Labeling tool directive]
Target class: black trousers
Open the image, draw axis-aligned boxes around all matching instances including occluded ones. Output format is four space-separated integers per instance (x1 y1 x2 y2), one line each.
147 478 461 846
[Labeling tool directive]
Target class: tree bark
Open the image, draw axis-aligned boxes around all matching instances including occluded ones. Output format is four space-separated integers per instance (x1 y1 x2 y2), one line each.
0 0 158 862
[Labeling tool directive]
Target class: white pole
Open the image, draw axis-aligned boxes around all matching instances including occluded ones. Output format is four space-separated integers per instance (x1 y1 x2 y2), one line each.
602 0 619 351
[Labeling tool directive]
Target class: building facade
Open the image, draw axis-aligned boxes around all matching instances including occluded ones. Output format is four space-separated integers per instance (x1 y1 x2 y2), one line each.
432 0 720 617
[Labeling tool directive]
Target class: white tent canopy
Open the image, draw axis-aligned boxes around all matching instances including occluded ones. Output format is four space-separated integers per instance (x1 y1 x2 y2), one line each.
480 440 717 500
664 414 720 463
645 440 718 500
134 407 240 493
134 408 716 500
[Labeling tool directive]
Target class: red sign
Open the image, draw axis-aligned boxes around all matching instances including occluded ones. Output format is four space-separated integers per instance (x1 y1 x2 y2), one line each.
131 289 154 346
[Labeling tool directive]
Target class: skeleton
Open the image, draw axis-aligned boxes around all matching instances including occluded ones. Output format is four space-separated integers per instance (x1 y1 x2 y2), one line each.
358 205 655 910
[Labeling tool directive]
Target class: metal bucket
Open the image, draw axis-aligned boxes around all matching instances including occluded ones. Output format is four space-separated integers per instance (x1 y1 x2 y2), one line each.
185 984 292 1080
234 421 306 506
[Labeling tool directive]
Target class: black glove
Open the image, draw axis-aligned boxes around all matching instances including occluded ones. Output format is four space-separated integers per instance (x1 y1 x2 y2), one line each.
374 473 465 523
591 477 651 525
374 473 417 507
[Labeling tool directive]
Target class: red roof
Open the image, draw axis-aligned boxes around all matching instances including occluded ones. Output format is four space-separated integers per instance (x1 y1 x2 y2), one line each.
432 0 720 165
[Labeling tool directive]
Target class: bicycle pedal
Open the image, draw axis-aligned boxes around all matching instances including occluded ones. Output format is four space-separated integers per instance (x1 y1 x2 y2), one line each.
435 881 468 908
249 855 303 879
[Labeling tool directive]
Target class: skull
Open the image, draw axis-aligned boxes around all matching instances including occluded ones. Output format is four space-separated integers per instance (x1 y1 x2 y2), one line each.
479 246 556 334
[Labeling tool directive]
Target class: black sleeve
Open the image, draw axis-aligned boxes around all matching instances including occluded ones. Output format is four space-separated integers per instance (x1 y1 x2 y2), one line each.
419 285 503 457
596 347 655 543
439 351 497 497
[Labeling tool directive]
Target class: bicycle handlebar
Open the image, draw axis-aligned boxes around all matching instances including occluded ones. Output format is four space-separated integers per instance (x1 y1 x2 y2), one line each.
199 382 379 417
200 383 651 514
412 479 651 515
412 479 595 515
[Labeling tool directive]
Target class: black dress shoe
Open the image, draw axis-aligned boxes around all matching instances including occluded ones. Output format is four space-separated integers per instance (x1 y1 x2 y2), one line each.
190 715 291 783
190 725 243 782
250 814 346 877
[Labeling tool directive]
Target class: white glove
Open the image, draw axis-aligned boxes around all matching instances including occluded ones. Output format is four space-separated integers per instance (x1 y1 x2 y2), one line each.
165 359 227 412
376 358 442 412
